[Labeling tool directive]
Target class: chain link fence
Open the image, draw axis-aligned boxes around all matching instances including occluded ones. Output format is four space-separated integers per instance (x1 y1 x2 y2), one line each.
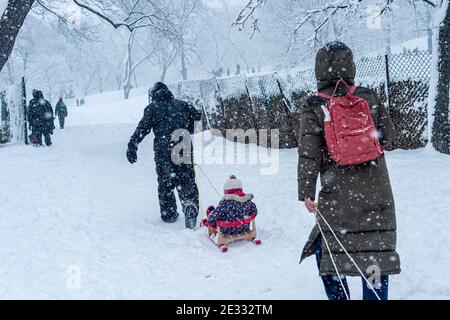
168 49 439 151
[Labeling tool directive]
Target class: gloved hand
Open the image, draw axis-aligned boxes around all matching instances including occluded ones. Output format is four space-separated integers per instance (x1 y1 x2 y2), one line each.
127 141 138 164
126 148 137 164
206 206 215 218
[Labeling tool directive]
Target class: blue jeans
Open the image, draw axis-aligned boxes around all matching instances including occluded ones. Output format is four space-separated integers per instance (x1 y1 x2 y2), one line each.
314 236 389 300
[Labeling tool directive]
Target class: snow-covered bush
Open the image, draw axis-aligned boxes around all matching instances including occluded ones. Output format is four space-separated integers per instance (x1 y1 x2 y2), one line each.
0 84 26 144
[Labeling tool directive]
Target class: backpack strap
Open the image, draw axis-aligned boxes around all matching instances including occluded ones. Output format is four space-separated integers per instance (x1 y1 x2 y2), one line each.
316 92 332 100
317 82 358 100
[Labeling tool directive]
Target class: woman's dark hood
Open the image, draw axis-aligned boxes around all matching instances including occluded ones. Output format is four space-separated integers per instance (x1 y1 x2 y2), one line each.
150 82 174 102
315 41 356 90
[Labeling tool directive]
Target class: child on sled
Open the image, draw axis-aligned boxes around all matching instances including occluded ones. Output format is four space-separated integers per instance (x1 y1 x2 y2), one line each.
204 175 257 234
202 175 261 252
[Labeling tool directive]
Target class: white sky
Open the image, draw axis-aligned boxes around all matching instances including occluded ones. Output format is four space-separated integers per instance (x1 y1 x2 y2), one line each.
203 0 246 9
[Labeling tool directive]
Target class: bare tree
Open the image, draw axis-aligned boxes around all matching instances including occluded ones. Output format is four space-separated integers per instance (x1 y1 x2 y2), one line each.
151 36 178 82
72 0 175 34
70 0 179 98
204 13 230 77
232 0 265 38
122 29 159 99
168 0 204 80
70 0 205 85
83 66 98 97
8 18 36 82
34 0 97 42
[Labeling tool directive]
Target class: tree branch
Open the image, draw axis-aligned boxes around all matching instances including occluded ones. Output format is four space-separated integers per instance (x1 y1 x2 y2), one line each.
231 0 265 33
234 0 440 47
35 0 96 41
0 0 36 72
73 0 132 30
421 0 437 7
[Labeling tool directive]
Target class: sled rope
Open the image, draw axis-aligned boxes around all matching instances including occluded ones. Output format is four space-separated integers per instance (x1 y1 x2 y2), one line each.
193 165 204 221
314 213 350 300
193 159 221 223
314 208 382 300
193 160 222 198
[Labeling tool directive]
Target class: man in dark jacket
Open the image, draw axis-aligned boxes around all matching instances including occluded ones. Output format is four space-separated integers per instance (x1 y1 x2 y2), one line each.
28 90 55 146
126 82 202 229
55 98 68 129
298 42 400 300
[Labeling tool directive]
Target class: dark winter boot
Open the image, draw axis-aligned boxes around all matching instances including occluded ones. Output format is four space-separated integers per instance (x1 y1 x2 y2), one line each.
161 212 179 224
184 204 198 230
44 133 52 146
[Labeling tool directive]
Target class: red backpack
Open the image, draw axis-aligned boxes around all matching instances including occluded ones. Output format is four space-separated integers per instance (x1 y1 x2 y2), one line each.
317 80 384 166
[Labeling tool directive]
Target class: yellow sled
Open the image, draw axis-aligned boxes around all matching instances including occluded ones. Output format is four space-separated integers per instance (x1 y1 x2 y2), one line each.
206 218 261 252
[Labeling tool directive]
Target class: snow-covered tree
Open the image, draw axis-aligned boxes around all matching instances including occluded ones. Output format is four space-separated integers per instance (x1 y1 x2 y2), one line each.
168 0 204 81
71 0 177 99
0 0 35 72
430 1 449 153
151 35 178 83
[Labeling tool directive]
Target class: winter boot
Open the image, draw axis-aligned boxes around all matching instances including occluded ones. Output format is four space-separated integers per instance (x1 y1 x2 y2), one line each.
161 212 179 224
184 204 198 230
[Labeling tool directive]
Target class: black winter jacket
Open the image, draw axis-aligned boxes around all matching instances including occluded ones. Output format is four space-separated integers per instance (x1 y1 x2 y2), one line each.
55 100 68 118
129 86 202 154
28 90 55 132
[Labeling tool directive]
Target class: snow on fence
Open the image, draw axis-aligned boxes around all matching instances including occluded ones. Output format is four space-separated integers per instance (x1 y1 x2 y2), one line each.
0 81 27 145
385 51 431 150
170 50 432 150
344 51 432 150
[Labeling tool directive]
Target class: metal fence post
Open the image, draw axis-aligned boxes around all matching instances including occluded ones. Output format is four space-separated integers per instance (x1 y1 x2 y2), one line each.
22 77 28 145
384 54 391 110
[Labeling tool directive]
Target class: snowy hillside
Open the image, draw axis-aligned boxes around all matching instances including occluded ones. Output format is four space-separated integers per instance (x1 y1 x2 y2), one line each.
0 90 449 299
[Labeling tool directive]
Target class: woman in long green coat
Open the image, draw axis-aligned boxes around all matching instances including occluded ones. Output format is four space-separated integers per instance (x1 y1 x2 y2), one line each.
298 42 400 300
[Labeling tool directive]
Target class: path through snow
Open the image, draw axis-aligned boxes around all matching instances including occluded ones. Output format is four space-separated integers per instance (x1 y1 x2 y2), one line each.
0 90 449 299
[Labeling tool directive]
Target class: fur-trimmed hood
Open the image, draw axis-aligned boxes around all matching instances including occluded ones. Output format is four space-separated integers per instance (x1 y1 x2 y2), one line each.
222 193 254 203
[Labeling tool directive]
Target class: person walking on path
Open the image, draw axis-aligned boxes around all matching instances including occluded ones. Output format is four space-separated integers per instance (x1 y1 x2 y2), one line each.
28 90 55 147
55 98 68 129
126 82 202 229
297 41 400 300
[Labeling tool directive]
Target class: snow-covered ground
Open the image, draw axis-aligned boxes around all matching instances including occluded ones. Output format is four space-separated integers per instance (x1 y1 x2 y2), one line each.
0 89 449 299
